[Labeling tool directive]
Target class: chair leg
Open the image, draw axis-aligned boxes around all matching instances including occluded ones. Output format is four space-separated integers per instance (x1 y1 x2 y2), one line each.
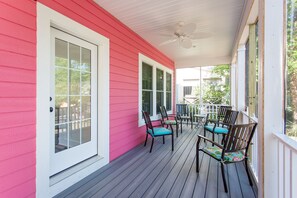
163 136 165 144
191 119 193 129
144 133 148 146
196 136 202 173
220 162 228 193
212 132 215 146
204 129 206 142
196 143 200 173
150 138 154 153
176 124 178 138
171 134 174 151
221 134 225 145
245 159 253 186
181 120 183 133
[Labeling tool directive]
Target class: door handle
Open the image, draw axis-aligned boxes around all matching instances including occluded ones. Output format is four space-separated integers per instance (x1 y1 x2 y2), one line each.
50 107 54 112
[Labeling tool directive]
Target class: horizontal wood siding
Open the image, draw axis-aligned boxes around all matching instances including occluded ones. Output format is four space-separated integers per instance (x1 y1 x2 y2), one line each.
38 0 175 161
0 0 36 197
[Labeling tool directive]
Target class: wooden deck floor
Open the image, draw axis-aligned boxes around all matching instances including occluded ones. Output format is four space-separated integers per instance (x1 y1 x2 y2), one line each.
55 126 257 198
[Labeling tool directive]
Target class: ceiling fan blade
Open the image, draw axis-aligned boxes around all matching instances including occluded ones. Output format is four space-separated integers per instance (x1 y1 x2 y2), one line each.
181 38 192 48
158 33 174 37
159 39 177 46
191 32 212 39
181 23 197 35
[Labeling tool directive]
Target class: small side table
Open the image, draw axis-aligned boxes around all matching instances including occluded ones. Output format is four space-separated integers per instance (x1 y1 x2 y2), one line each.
194 114 206 128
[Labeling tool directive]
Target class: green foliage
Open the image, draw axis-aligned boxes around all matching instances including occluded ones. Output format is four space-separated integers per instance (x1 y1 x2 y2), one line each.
199 65 231 104
286 0 297 137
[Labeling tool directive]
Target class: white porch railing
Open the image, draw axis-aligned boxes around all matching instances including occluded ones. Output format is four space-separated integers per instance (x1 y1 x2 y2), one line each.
183 103 220 123
273 133 297 198
241 111 259 182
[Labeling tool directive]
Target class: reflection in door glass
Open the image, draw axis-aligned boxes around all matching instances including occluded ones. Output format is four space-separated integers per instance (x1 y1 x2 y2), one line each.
55 124 68 153
54 38 92 153
69 121 81 148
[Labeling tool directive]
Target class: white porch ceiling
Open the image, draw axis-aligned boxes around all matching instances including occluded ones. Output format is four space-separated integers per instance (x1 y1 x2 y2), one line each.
94 0 245 68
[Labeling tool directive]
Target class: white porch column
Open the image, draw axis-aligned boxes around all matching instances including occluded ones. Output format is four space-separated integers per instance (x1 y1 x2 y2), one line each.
258 0 284 197
236 44 246 112
230 63 237 108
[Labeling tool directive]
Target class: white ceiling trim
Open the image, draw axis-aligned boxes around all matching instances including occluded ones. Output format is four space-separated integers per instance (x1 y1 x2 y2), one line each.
95 0 245 68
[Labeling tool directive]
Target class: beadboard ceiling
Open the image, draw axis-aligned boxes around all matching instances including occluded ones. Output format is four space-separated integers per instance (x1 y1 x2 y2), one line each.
94 0 245 68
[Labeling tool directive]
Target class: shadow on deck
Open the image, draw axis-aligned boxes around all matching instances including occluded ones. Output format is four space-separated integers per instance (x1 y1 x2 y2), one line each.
55 125 257 198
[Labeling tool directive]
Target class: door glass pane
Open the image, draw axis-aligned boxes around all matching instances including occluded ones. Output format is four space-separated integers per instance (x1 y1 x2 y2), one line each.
69 96 80 121
70 69 80 95
55 96 68 124
55 124 68 153
55 39 68 68
82 119 91 143
82 96 91 119
82 47 91 72
69 43 80 69
81 72 91 95
69 121 80 148
55 68 68 95
54 38 94 153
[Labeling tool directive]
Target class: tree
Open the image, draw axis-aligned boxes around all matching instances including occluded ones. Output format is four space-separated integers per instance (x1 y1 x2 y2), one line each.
198 65 230 104
286 0 297 137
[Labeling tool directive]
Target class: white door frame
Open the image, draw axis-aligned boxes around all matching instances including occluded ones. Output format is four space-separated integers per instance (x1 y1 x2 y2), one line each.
36 3 109 197
50 28 99 175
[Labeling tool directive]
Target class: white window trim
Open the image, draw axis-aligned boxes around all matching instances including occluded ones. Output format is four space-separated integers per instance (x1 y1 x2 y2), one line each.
37 3 109 197
138 53 173 126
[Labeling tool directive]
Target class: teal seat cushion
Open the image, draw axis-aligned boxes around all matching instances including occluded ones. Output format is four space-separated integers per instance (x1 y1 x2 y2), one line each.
204 125 228 134
203 146 245 162
164 120 177 125
148 127 172 137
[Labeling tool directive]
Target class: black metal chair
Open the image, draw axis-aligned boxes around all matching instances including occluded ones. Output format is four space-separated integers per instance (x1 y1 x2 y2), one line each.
207 105 232 125
196 122 257 192
159 106 180 137
176 104 193 133
142 111 174 152
204 110 239 144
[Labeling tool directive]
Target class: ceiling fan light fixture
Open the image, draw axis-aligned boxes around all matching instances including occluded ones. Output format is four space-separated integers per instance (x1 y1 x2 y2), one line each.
181 38 192 49
160 21 208 49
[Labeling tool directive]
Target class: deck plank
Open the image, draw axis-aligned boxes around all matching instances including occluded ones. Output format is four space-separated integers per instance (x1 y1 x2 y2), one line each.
227 163 244 198
116 130 194 197
166 149 196 197
129 129 196 198
55 143 146 198
153 132 197 197
235 163 256 198
96 129 193 197
179 153 206 198
55 126 257 198
203 155 219 198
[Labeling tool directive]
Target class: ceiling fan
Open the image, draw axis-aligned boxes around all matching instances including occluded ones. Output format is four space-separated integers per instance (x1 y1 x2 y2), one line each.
159 21 211 49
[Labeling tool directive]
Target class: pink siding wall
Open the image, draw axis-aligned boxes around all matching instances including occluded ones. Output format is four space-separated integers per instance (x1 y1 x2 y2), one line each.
0 0 36 197
0 0 174 196
38 0 175 160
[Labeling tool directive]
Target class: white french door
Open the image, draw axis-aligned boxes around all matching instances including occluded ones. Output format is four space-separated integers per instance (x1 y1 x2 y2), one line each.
50 28 98 175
